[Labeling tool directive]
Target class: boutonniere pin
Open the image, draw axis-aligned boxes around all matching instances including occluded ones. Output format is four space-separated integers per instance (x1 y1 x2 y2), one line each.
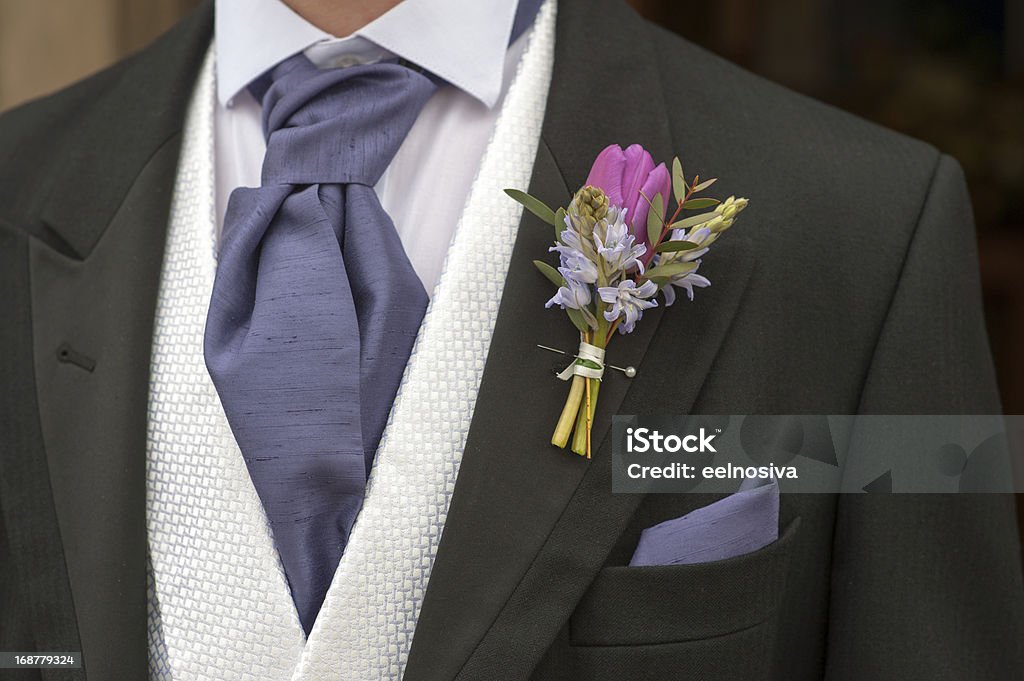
506 143 748 458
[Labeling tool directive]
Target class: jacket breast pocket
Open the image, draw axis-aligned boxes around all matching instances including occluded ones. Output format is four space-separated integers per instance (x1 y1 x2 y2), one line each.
566 515 801 679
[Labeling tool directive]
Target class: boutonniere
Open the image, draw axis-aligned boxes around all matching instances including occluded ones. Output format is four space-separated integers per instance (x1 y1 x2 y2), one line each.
505 143 749 458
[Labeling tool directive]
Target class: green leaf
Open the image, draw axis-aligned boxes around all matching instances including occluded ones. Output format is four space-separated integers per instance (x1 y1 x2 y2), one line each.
576 358 602 371
670 211 719 230
682 197 720 210
566 307 590 334
554 207 567 242
691 177 717 192
646 192 665 248
644 261 699 282
505 188 557 226
671 157 686 203
655 240 702 253
533 259 564 287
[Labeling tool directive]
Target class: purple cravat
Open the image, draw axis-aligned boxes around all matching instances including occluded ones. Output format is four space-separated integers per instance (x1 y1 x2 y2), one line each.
205 0 544 635
204 56 435 634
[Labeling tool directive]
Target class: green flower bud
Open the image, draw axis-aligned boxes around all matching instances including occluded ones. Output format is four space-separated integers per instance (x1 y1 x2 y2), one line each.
705 215 728 233
565 211 597 239
570 185 609 222
716 196 749 221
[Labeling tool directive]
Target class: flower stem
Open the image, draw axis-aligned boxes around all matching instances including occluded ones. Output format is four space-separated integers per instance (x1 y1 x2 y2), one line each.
552 374 585 448
569 321 608 457
605 319 620 344
638 183 696 272
584 374 593 457
571 378 601 457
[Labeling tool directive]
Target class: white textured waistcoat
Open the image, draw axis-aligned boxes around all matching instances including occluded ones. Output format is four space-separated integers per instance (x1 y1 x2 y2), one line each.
145 2 556 680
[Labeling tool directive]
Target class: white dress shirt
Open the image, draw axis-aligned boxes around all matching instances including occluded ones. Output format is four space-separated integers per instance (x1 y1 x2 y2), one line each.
215 0 526 294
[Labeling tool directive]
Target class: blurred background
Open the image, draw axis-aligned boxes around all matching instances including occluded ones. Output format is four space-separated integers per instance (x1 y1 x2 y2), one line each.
0 0 1021 533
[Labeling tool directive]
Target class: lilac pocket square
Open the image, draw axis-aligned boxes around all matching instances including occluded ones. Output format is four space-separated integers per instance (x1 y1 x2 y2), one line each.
628 478 780 567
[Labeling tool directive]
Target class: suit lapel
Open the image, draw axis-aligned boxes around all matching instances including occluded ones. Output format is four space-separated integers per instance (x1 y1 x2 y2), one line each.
24 4 213 679
404 1 754 680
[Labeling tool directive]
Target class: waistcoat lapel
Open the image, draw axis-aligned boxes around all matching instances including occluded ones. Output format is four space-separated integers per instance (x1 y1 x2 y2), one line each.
144 46 307 681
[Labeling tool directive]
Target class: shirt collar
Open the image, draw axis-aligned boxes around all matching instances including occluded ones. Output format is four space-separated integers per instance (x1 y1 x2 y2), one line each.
216 0 521 108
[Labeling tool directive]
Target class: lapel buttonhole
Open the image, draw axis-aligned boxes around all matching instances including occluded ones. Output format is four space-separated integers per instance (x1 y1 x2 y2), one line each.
56 342 96 372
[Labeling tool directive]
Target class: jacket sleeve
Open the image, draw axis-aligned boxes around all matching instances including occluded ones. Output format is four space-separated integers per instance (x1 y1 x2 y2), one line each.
825 154 1024 679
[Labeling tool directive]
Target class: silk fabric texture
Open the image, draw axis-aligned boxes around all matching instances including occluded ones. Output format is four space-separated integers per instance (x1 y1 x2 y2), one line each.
204 56 435 634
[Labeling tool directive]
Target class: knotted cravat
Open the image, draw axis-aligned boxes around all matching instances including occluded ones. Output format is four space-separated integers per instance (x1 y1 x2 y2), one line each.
204 56 435 634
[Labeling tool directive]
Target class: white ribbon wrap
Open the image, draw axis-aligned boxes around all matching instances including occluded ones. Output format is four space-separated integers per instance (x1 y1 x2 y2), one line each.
556 341 606 381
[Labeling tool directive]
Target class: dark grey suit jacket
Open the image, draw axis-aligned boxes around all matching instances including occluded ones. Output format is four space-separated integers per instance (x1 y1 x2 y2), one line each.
1 1 1022 679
